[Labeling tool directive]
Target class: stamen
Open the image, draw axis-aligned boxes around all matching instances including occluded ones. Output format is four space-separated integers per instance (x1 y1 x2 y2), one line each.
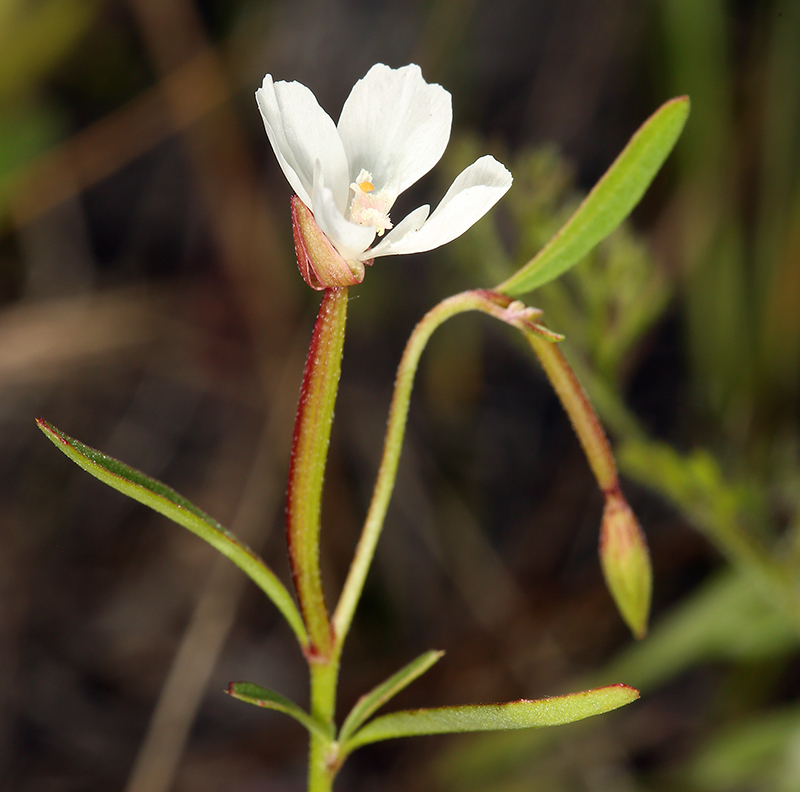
349 169 394 236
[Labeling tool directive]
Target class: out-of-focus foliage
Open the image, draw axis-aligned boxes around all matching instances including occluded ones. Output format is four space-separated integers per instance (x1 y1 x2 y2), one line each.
0 0 98 218
663 0 800 455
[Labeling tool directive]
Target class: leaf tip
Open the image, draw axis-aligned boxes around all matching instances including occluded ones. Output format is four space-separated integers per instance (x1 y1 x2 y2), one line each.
673 94 691 118
226 681 252 702
36 418 66 445
662 95 691 128
610 683 640 701
667 94 690 107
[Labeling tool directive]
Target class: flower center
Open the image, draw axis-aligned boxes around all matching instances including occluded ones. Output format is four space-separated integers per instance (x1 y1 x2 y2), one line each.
349 169 393 236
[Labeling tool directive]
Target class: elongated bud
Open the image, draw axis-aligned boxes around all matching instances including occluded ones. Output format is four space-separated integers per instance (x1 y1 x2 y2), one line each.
599 488 652 639
291 195 367 290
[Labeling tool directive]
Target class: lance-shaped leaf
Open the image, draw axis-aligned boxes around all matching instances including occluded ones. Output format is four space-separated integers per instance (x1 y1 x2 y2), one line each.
341 684 639 753
495 97 690 296
37 418 308 649
227 682 332 739
338 650 445 744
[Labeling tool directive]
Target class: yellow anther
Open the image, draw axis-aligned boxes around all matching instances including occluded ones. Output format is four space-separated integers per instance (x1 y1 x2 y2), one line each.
358 181 375 192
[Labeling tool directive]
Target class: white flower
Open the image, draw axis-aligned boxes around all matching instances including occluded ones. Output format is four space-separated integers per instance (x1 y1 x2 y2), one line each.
256 63 512 270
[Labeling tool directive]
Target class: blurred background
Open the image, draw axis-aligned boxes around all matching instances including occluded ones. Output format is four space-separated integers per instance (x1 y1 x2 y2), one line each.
2 0 800 790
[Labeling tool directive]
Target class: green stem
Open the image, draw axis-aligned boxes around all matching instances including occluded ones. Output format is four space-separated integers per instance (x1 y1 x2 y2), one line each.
332 290 543 649
307 656 341 792
286 288 350 791
287 287 348 660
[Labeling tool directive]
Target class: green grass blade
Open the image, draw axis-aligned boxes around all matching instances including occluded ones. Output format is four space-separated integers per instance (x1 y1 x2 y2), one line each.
338 650 445 744
495 97 690 296
342 684 639 752
227 682 332 739
37 418 308 649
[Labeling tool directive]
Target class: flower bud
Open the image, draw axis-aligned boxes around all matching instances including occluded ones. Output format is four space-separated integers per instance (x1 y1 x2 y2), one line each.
599 488 652 639
291 195 367 290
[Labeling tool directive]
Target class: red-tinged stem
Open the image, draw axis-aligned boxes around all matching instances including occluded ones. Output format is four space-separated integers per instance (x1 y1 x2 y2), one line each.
287 287 348 662
522 330 619 493
522 327 655 637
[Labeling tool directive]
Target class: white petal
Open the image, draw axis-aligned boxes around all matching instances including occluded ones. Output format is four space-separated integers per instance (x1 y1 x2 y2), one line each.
256 75 350 212
311 164 376 261
338 64 452 196
364 204 430 259
371 156 512 257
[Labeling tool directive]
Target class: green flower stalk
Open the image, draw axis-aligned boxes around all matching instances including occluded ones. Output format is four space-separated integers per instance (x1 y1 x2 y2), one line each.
524 332 652 637
334 290 561 649
285 285 347 662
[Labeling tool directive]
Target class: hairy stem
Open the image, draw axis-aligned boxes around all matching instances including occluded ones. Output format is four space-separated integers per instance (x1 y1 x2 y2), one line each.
332 290 543 649
287 287 348 660
307 656 340 792
523 331 619 493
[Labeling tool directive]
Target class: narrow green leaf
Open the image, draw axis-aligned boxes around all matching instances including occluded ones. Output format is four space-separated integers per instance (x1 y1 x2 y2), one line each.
227 682 333 739
36 418 308 649
495 97 690 296
338 650 445 744
342 685 639 752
